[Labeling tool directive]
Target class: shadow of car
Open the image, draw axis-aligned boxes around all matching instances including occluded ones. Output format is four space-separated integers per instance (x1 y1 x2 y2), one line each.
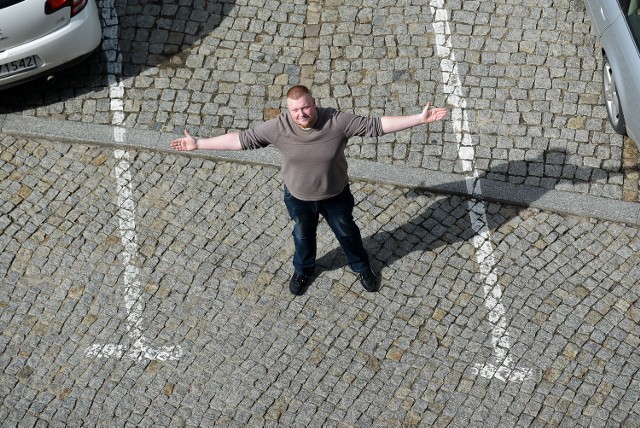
0 0 101 90
584 0 640 147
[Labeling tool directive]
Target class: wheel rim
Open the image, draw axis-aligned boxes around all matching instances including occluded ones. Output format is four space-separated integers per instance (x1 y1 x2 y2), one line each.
603 60 621 126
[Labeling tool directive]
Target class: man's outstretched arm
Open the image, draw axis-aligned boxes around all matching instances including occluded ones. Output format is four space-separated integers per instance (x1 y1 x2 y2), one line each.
170 129 243 151
380 102 448 134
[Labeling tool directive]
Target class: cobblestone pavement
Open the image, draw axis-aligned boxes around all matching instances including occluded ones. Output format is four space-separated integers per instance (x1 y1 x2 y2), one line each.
1 135 639 426
2 0 640 426
0 0 638 200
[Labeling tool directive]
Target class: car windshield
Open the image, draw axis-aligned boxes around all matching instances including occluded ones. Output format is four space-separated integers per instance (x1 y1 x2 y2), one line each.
628 0 640 48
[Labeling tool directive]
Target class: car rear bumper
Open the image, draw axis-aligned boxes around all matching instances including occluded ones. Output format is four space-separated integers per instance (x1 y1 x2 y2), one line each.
0 0 102 90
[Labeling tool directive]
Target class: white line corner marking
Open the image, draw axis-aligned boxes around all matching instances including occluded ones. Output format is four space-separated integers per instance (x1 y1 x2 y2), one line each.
85 148 183 361
430 0 532 382
86 1 182 361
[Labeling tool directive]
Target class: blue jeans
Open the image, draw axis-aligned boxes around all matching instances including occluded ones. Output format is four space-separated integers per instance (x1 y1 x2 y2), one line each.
284 185 370 275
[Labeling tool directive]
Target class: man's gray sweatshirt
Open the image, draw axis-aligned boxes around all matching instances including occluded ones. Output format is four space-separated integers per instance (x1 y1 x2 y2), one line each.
239 107 384 201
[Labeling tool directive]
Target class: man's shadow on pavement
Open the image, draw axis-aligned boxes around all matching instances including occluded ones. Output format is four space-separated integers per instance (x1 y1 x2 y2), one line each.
315 151 620 277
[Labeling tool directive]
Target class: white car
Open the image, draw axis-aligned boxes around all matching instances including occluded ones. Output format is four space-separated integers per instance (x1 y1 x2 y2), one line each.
0 0 101 90
584 0 640 146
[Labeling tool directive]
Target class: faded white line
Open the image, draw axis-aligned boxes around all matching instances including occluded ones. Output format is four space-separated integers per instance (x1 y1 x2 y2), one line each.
429 0 532 382
86 0 182 361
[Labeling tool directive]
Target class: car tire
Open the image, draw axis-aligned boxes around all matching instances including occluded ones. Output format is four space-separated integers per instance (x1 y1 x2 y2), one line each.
602 53 627 135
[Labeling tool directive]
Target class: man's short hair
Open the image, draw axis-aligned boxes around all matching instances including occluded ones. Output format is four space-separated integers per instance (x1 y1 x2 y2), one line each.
287 85 312 100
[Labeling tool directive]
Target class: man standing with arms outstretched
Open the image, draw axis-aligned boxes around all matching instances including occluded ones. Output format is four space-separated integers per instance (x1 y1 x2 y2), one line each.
170 85 447 296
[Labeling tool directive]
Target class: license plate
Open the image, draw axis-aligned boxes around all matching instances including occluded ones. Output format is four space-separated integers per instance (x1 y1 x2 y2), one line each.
0 55 37 79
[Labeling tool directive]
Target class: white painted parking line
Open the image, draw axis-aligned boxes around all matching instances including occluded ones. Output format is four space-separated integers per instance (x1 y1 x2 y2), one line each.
467 186 533 382
429 0 532 382
85 0 182 361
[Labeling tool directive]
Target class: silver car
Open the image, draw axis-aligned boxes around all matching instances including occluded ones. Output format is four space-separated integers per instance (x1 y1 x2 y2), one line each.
584 0 640 146
0 0 102 90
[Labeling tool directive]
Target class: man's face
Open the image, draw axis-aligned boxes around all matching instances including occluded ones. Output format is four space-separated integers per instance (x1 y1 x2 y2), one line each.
287 94 318 129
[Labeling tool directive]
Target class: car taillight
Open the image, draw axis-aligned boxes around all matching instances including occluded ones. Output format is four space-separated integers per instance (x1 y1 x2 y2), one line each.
44 0 88 17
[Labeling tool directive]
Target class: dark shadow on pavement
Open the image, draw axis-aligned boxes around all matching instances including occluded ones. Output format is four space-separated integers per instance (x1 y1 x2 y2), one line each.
0 0 233 112
315 151 605 275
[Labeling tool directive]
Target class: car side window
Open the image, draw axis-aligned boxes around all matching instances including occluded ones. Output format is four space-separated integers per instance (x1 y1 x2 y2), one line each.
0 0 25 8
627 0 640 48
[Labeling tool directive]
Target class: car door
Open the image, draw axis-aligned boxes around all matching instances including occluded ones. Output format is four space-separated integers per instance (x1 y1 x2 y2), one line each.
585 0 624 36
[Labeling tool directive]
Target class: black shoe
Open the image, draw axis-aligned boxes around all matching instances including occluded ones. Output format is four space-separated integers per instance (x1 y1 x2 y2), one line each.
289 272 311 296
359 267 379 292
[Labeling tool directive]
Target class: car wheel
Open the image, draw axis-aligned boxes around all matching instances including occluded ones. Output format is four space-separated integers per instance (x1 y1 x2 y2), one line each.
602 54 627 135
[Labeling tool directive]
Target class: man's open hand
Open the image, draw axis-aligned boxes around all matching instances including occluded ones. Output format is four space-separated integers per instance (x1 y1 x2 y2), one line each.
170 129 197 151
420 102 448 125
